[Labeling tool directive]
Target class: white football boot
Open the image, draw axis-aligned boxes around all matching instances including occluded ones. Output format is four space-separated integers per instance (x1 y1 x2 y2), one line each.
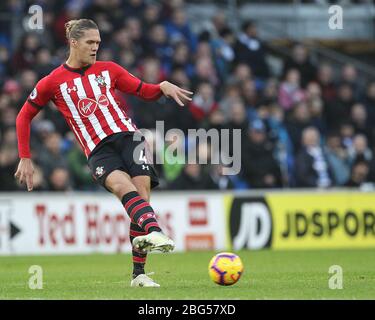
132 231 175 253
131 272 160 287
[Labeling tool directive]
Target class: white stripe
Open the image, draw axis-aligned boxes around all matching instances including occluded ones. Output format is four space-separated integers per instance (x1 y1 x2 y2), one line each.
60 82 95 151
101 70 135 131
88 74 121 134
73 77 107 141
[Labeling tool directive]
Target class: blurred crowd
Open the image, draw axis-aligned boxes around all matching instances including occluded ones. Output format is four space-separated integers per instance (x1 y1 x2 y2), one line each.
1 0 375 192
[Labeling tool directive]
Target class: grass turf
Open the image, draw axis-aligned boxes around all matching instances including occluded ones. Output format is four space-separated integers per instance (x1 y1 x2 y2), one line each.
0 249 374 299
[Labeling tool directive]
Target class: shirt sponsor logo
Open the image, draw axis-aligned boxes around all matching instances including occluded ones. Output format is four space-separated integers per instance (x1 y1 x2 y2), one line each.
77 94 109 117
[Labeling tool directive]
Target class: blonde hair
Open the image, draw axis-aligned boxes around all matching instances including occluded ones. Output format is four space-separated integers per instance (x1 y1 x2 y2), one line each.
65 19 98 41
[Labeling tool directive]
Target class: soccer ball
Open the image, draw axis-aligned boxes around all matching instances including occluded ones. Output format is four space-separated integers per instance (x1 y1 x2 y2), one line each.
208 252 244 286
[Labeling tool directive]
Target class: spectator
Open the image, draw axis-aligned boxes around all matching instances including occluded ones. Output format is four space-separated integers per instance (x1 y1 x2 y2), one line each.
169 67 191 89
227 99 249 139
341 64 361 99
169 163 217 190
348 134 373 165
124 0 146 19
295 127 333 188
32 164 48 191
161 133 185 185
189 82 219 122
325 133 351 186
0 145 20 191
145 24 174 70
0 45 11 80
262 78 279 104
67 141 97 190
325 83 354 130
340 122 355 150
37 132 69 178
234 20 269 79
278 69 306 111
316 63 336 104
267 105 294 186
192 56 219 89
362 81 375 125
209 164 235 190
282 43 316 88
345 160 371 188
241 78 258 109
124 17 145 57
241 119 282 188
218 83 242 118
350 103 372 143
142 2 162 29
286 101 313 152
210 27 235 81
229 63 252 85
2 80 22 106
19 70 38 103
164 7 198 51
11 33 41 72
167 41 194 78
34 48 56 78
0 128 19 191
48 167 73 191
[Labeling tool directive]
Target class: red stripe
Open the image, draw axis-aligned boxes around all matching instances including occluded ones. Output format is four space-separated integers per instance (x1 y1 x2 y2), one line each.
144 222 159 233
130 202 149 219
133 256 146 263
130 230 147 237
124 196 142 211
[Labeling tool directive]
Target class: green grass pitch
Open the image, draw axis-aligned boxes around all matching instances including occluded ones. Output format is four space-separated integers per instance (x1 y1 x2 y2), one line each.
0 249 374 299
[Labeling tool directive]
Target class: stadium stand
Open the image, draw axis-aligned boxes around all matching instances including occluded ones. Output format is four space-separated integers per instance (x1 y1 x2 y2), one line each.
1 0 375 191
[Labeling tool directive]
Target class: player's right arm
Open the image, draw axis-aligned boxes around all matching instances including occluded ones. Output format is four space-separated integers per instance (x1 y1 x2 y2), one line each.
14 76 52 191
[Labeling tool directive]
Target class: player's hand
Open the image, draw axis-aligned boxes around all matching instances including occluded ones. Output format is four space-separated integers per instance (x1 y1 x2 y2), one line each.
160 81 193 106
14 158 35 191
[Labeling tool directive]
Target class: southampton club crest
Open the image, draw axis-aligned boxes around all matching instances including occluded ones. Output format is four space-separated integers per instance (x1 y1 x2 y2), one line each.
94 75 107 87
95 166 105 178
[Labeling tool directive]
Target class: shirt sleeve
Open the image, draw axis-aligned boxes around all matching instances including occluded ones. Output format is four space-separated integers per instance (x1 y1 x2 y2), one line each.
27 75 53 109
16 76 53 158
109 62 163 101
16 101 41 158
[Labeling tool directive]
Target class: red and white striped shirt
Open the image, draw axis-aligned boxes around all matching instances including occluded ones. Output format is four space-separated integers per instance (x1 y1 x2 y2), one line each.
17 61 162 158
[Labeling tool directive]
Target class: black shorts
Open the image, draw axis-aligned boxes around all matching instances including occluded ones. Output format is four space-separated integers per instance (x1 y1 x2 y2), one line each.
88 132 159 190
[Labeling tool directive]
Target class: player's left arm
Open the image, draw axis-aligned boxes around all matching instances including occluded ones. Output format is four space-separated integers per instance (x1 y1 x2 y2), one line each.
109 62 193 106
14 75 53 191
